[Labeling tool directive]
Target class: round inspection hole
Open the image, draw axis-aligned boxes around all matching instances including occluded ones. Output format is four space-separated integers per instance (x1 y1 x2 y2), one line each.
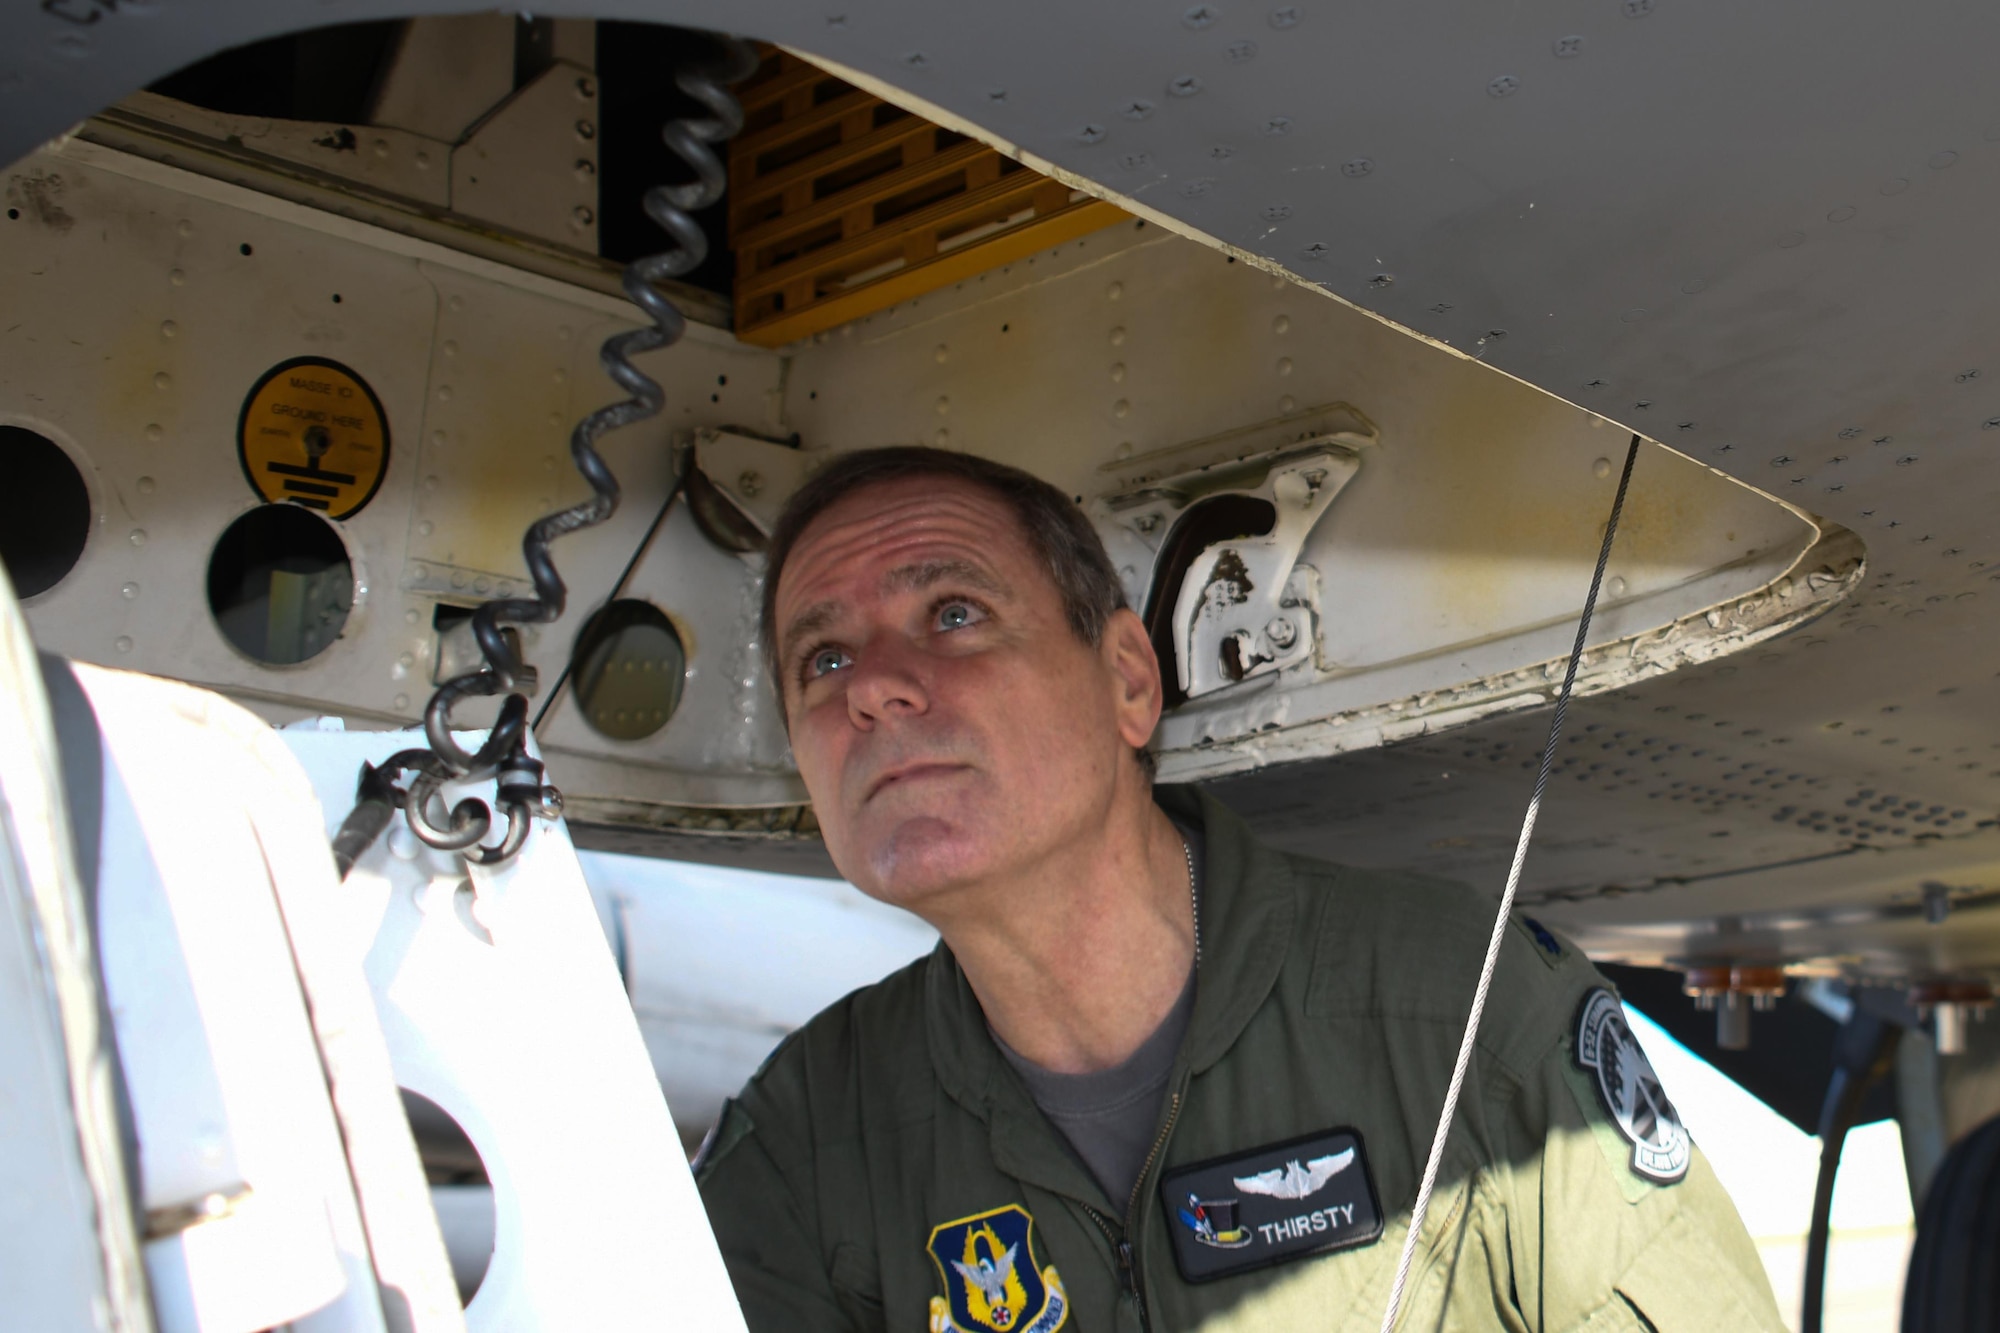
400 1089 494 1305
0 426 91 598
571 598 685 740
206 504 353 665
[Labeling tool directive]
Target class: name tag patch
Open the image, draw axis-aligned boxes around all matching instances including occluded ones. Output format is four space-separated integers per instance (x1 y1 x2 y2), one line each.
1157 1128 1382 1283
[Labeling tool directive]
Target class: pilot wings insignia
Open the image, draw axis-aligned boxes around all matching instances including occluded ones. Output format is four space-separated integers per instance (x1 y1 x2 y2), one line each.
1232 1148 1355 1200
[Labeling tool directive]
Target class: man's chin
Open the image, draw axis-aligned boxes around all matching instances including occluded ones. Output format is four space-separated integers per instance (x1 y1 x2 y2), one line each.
847 816 997 909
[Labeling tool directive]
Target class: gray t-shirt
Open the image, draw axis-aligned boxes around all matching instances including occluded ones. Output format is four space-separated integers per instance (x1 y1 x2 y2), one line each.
992 822 1203 1208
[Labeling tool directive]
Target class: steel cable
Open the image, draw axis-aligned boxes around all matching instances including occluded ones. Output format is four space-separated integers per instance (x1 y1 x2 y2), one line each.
1377 433 1642 1332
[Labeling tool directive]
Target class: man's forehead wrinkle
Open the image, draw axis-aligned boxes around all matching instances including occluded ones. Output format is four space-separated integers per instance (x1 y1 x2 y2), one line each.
775 479 1036 647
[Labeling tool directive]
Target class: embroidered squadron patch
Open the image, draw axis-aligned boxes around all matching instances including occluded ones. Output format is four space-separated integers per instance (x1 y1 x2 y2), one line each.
926 1205 1069 1333
1574 987 1690 1183
1157 1128 1382 1283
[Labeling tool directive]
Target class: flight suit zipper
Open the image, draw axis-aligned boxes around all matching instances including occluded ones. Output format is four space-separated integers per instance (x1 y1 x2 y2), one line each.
1078 1089 1183 1331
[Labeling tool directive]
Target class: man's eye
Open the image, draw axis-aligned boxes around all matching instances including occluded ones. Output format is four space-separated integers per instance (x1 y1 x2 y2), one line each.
806 647 850 680
936 601 983 631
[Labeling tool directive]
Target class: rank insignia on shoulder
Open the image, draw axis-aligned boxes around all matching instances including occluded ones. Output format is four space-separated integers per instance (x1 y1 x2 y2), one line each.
927 1204 1069 1333
1520 916 1565 965
1157 1128 1382 1283
1574 987 1690 1183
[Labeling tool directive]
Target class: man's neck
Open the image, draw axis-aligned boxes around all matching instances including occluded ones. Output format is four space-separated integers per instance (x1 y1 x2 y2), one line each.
932 792 1195 1076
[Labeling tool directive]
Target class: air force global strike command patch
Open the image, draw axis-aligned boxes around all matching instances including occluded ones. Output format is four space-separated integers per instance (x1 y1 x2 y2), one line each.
1575 987 1691 1183
1157 1128 1382 1283
926 1205 1069 1333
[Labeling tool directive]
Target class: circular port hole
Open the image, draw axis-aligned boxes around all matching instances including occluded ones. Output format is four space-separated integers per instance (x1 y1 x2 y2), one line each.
0 426 91 598
206 504 353 665
400 1089 494 1305
571 598 685 740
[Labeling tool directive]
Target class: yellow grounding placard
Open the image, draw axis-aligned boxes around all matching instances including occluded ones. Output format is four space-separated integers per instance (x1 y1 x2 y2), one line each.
236 356 391 520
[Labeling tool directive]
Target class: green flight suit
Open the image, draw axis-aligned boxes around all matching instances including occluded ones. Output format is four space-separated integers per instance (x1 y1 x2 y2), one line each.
695 786 1785 1332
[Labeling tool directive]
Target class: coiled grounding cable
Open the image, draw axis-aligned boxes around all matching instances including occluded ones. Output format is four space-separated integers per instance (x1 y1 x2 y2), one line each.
334 34 761 874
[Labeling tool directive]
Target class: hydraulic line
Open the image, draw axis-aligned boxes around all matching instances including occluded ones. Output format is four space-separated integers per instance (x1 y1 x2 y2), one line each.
351 34 759 870
1378 434 1642 1332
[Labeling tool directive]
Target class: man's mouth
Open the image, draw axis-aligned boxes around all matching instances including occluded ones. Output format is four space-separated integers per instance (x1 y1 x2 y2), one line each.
864 761 970 802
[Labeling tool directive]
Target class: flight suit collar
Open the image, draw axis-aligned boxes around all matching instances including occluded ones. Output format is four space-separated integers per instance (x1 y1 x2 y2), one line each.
922 785 1299 1200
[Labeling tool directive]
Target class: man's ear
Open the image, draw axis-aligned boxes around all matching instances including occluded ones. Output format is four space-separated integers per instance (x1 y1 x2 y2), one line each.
1103 607 1164 749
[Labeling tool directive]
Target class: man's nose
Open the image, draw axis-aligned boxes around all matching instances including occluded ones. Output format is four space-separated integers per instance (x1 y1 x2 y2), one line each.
845 637 931 727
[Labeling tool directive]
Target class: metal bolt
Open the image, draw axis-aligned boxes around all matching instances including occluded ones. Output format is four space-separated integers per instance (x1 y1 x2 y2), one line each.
1169 75 1204 98
1553 34 1586 57
1924 882 1952 924
1341 158 1373 178
1937 1003 1969 1055
1262 204 1293 221
574 119 595 140
1269 5 1301 28
1264 116 1293 136
1623 0 1655 15
576 75 596 98
1265 617 1298 650
1076 124 1107 145
1299 242 1329 261
1487 75 1521 98
572 206 594 227
1183 4 1218 28
1124 99 1156 120
1227 40 1258 61
1716 992 1750 1050
1118 151 1153 170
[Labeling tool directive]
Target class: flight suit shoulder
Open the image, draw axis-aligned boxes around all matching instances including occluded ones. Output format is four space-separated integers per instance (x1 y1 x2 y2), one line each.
720 947 940 1170
1287 854 1601 1080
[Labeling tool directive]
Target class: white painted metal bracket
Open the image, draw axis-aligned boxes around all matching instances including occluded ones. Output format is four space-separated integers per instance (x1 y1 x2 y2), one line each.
79 665 466 1333
280 723 749 1333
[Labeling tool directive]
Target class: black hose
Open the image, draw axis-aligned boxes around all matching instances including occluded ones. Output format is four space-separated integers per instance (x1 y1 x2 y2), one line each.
1801 1013 1900 1333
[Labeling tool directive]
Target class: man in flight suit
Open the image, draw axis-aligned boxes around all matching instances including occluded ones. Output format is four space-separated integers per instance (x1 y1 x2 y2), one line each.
695 446 1784 1332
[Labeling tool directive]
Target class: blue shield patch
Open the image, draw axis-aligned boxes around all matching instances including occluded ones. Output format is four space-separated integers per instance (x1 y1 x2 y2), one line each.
926 1204 1069 1333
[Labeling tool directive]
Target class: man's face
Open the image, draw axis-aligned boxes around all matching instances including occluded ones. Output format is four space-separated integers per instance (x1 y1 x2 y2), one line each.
772 475 1159 912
